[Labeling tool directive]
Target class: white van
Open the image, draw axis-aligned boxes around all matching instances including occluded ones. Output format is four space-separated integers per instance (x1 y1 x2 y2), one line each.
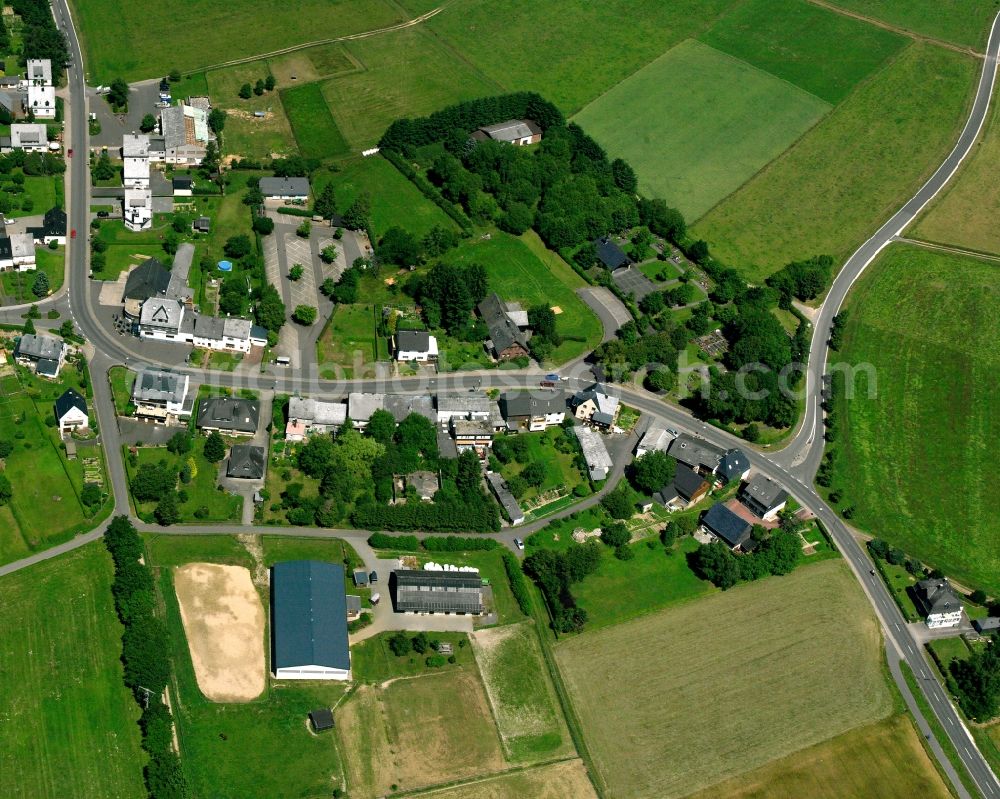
275 356 291 366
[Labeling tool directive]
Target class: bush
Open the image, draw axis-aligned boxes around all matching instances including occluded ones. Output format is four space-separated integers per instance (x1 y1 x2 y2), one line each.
426 655 447 668
501 551 531 615
388 632 411 656
292 305 317 325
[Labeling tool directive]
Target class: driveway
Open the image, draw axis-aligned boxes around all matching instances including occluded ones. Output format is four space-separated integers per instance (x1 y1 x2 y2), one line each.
577 286 632 341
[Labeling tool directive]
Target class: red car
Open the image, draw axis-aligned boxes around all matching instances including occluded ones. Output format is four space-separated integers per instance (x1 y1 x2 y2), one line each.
70 229 77 239
67 148 73 157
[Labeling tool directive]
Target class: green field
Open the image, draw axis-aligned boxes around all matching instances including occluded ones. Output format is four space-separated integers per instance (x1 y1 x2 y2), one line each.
415 0 741 113
107 366 136 415
694 43 977 280
316 303 384 379
69 0 407 82
267 44 357 85
829 244 999 592
419 760 597 799
280 82 350 159
447 231 601 363
573 39 830 220
0 544 146 799
824 0 999 49
556 560 892 798
9 174 62 219
205 64 295 159
699 0 906 104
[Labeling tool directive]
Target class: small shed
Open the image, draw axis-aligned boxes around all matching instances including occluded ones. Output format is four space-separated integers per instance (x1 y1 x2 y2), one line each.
353 569 369 587
308 708 334 732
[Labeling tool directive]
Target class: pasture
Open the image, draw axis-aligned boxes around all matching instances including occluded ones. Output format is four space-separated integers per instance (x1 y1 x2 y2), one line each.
685 715 951 799
420 760 597 799
205 64 295 159
415 0 741 113
68 0 407 82
829 244 1000 592
471 621 574 762
699 0 906 104
694 43 976 280
280 83 350 159
0 543 146 799
447 231 601 363
823 0 999 49
267 43 357 85
555 560 892 799
573 39 830 220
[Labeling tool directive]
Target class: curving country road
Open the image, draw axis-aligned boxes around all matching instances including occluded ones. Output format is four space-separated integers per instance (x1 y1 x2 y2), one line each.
22 1 1000 795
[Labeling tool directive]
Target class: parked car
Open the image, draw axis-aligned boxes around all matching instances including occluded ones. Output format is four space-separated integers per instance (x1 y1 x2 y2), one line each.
369 570 378 583
513 538 524 551
96 211 109 219
370 592 381 605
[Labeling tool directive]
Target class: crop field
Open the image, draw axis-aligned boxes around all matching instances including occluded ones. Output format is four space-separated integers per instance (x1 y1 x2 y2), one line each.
829 244 1000 592
699 0 906 104
555 560 892 799
685 715 951 799
69 0 407 82
420 760 598 799
337 670 505 796
413 0 741 113
694 43 976 281
205 63 295 159
280 83 350 159
447 231 601 363
573 39 830 221
321 26 498 150
0 544 145 799
823 0 999 49
471 621 573 762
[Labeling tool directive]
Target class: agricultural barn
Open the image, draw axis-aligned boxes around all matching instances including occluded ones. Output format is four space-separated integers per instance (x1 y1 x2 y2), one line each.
271 561 351 680
392 569 483 615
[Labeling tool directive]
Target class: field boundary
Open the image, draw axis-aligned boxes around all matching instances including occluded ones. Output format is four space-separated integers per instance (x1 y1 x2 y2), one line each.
896 235 1000 263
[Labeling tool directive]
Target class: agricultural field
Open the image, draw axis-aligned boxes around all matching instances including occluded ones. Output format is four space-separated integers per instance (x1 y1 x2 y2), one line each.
0 543 146 799
205 64 295 159
280 82 350 159
828 244 998 592
68 0 407 82
337 670 505 797
573 39 830 220
698 0 906 104
446 231 601 363
315 303 385 379
823 0 999 49
420 760 597 799
694 43 977 281
555 560 892 798
471 621 573 762
685 715 951 799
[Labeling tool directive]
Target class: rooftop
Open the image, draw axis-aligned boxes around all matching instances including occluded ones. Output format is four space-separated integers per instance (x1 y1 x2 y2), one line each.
15 333 63 361
133 367 188 404
288 396 347 426
741 474 788 510
702 503 752 548
227 444 266 480
197 396 260 434
572 425 613 474
259 176 310 197
669 434 725 472
272 561 350 672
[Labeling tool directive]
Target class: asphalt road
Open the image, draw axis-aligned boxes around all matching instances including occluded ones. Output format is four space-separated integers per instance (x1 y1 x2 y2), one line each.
25 2 1000 795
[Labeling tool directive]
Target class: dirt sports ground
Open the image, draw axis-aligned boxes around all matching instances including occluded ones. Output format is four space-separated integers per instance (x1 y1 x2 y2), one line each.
173 563 266 702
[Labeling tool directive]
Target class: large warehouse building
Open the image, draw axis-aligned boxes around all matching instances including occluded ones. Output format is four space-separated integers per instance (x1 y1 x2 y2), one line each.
392 569 484 615
271 561 351 680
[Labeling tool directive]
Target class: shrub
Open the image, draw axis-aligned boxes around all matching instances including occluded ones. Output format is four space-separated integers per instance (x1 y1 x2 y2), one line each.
501 551 531 615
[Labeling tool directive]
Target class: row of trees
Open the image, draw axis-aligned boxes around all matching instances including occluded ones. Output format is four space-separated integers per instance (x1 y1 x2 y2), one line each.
238 74 275 99
522 542 602 633
102 516 189 798
12 0 69 75
366 532 500 552
766 255 833 303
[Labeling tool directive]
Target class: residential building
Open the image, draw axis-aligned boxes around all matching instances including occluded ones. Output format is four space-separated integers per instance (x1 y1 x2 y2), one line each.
285 396 347 441
406 470 439 501
227 444 266 480
914 579 964 629
0 233 37 271
571 383 620 429
271 561 351 680
384 394 436 425
28 206 67 245
131 367 191 422
347 392 383 429
159 103 212 164
135 298 266 352
172 176 193 196
124 186 152 231
122 258 171 317
436 393 503 429
739 474 788 521
573 425 613 481
671 464 710 506
718 448 751 484
595 236 631 271
973 617 1000 635
669 433 725 476
636 424 676 458
451 418 493 453
486 471 524 525
55 389 88 436
499 391 566 432
122 133 152 231
25 59 55 118
138 298 185 340
394 329 438 363
477 293 530 361
701 502 753 550
196 396 260 436
393 569 483 614
3 123 48 152
14 333 64 377
259 176 309 202
471 119 542 146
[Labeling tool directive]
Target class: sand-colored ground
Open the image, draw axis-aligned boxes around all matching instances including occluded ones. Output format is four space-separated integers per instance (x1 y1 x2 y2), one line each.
420 759 598 799
174 563 265 702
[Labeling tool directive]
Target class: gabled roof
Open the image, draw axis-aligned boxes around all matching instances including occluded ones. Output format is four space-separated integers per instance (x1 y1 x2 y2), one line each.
500 392 565 418
288 396 346 426
394 568 483 614
669 434 725 472
595 236 631 270
259 176 309 197
719 448 750 482
272 561 350 672
572 383 619 417
673 464 708 502
172 176 193 189
914 579 963 617
196 396 260 433
227 444 266 479
384 394 435 424
15 333 63 361
477 119 541 142
133 367 188 404
702 502 752 548
28 206 67 239
55 388 87 420
123 258 171 302
740 474 788 512
396 329 430 352
477 293 528 355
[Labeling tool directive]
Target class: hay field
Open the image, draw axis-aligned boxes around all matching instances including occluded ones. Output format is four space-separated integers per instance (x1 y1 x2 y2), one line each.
419 760 597 799
555 560 892 799
173 563 265 702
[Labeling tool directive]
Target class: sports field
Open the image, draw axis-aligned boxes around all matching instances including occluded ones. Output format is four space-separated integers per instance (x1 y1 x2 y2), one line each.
68 0 408 82
555 560 892 799
280 83 350 159
824 0 999 49
694 43 976 280
699 0 906 104
829 244 999 592
0 543 145 799
420 760 597 799
685 715 951 799
573 39 830 220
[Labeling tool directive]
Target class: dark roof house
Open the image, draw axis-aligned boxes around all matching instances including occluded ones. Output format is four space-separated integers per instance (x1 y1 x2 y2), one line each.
393 569 483 614
913 579 963 619
669 434 725 474
309 708 334 732
718 449 751 483
739 474 788 519
259 176 310 198
673 464 710 503
477 293 529 360
702 502 752 549
172 176 193 191
227 444 266 480
55 388 88 425
27 206 67 240
123 258 171 302
499 392 566 420
595 236 631 270
196 396 260 435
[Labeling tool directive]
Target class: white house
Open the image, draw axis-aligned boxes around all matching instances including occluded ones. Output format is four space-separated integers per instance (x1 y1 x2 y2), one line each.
123 133 152 232
571 383 620 429
394 330 438 363
636 424 676 458
131 366 191 423
739 474 788 521
28 207 67 246
4 123 48 152
436 393 504 430
499 392 566 432
285 396 347 441
124 186 152 232
914 579 964 629
14 333 64 377
136 297 267 352
138 298 185 340
55 389 88 436
25 59 55 119
0 233 37 271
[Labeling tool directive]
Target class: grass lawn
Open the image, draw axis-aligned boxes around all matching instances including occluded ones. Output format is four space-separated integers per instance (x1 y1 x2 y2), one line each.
685 714 951 799
0 543 146 799
169 71 209 99
573 39 830 221
267 43 357 85
98 244 166 281
350 630 477 683
693 43 977 281
823 0 999 49
1 245 64 303
321 26 498 150
829 244 999 592
314 155 459 239
417 0 742 113
205 64 295 159
280 82 350 159
876 558 921 621
497 427 588 506
447 231 601 363
928 637 972 672
699 0 906 104
315 303 383 379
107 365 136 415
9 174 62 219
471 620 574 763
68 0 406 82
555 560 892 798
420 760 597 799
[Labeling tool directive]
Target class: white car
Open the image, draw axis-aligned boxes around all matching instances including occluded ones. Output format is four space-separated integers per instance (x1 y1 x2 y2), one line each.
513 538 524 551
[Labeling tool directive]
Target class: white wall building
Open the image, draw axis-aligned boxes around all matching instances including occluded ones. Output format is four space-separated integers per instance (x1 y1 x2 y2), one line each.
123 133 152 232
5 123 49 152
132 367 191 423
25 59 55 119
0 233 37 271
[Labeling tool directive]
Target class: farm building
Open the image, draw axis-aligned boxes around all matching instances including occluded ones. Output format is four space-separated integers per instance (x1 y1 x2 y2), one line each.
471 119 541 146
309 708 335 732
271 561 351 680
973 617 1000 634
636 424 676 458
392 569 483 614
477 293 530 361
